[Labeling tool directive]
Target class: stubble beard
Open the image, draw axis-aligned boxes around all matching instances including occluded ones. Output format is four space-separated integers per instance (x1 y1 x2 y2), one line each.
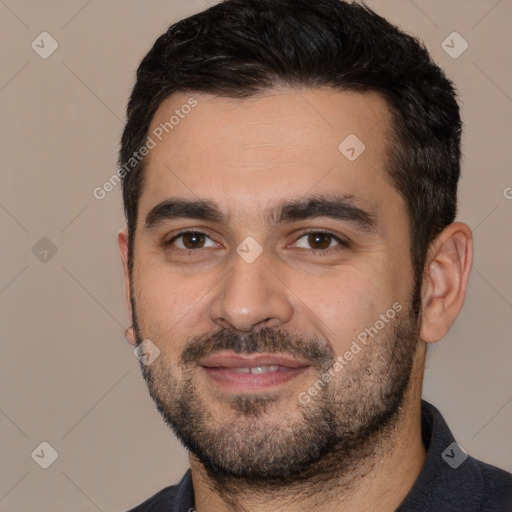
133 280 422 496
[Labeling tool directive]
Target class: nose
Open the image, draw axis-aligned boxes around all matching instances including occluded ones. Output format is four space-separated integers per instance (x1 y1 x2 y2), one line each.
209 253 294 333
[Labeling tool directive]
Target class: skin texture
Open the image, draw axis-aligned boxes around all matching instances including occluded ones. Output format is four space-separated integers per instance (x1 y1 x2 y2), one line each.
118 87 473 511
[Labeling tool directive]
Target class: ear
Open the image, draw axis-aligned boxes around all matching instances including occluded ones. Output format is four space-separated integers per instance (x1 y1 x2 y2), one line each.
118 228 136 345
420 222 473 344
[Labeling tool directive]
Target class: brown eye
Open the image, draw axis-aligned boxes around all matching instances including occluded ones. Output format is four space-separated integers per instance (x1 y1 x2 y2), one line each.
294 231 346 251
307 233 332 249
167 231 218 250
181 232 206 249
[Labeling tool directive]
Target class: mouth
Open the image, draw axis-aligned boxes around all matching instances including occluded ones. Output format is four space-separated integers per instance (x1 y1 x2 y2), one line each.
198 352 312 391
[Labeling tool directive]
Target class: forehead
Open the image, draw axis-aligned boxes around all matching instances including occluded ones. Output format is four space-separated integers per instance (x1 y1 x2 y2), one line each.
138 87 405 230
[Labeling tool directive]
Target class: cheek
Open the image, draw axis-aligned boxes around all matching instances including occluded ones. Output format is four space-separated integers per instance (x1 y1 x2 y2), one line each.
288 266 384 351
133 253 226 354
133 276 197 366
290 254 411 357
132 256 201 335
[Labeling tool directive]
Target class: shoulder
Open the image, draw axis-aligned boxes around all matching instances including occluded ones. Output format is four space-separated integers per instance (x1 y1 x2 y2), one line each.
124 469 194 512
125 484 180 512
398 401 512 511
474 457 512 511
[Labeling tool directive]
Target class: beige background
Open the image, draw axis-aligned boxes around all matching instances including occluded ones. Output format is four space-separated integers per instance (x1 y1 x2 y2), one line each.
1 1 511 510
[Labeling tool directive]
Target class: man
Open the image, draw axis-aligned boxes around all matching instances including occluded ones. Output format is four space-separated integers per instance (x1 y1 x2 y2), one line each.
117 0 512 510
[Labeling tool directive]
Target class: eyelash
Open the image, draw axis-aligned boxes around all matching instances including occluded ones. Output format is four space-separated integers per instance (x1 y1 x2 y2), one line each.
163 229 350 254
295 229 350 253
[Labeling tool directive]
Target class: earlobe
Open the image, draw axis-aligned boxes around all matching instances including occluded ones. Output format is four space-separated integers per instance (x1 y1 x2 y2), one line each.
125 325 136 345
420 222 473 344
118 228 136 345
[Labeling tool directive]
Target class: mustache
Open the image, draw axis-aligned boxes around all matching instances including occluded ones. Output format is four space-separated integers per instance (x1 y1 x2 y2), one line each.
180 327 335 368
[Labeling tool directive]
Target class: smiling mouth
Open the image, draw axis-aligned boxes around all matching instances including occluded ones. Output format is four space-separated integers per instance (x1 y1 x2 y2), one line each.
198 351 312 391
211 365 296 374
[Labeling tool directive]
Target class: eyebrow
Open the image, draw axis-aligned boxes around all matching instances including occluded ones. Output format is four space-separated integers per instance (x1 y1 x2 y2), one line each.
144 199 224 231
272 195 379 234
144 194 379 235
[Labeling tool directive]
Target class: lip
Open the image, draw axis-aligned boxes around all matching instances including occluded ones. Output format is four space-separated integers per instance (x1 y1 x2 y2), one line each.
198 352 312 392
198 352 312 369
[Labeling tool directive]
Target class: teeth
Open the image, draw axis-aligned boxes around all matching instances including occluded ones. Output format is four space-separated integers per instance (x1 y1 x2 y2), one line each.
230 367 251 374
251 365 280 374
229 365 280 374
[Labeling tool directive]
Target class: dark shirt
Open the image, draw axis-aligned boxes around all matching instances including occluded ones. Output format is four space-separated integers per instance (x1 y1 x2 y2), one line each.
126 400 512 511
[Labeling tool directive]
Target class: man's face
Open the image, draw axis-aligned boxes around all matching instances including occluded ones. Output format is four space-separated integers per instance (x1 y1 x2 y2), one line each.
124 88 422 481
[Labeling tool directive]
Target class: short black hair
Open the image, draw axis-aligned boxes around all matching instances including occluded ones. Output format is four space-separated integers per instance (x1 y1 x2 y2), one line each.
119 0 461 283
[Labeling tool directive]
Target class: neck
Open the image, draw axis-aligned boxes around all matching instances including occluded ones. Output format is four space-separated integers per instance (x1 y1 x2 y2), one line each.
190 348 427 512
